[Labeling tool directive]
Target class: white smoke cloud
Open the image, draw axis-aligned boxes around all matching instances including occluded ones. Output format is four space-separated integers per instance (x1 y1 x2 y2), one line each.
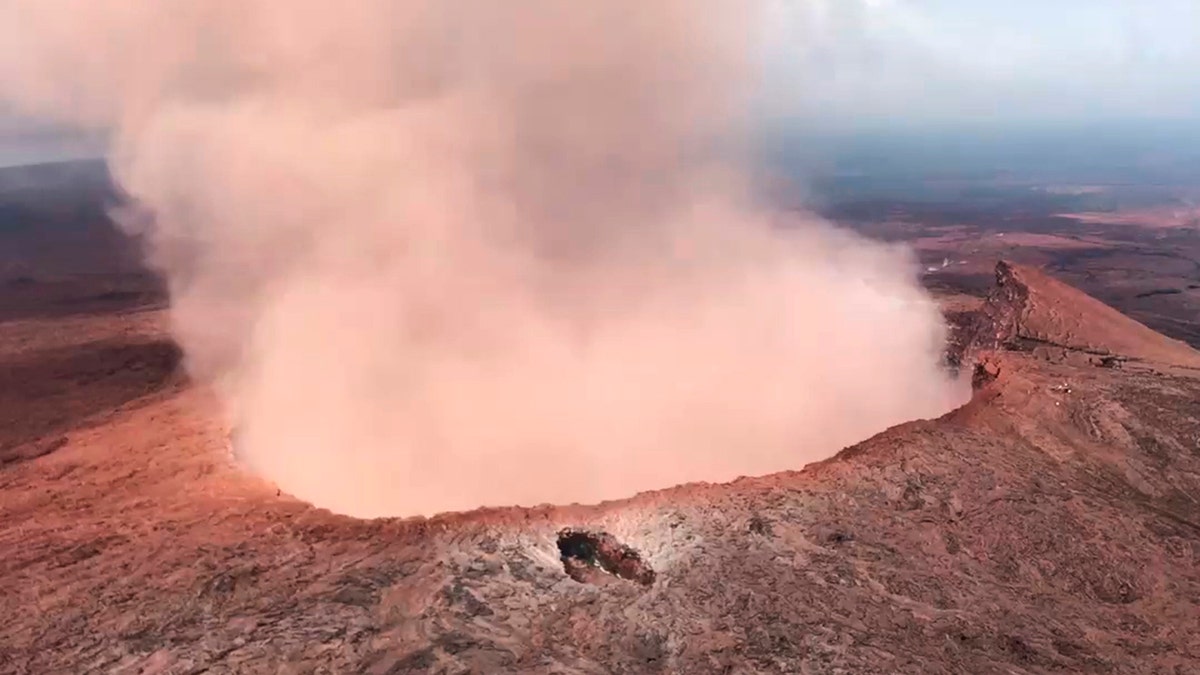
0 0 967 517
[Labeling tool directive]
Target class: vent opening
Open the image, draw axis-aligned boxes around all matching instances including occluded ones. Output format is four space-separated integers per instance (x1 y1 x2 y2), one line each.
556 529 655 587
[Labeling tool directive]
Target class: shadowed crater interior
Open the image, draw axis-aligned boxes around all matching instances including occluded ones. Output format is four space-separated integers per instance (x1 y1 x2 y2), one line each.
556 528 655 587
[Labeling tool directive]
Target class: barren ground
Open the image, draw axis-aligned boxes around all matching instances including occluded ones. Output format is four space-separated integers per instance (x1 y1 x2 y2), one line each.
3 163 1200 673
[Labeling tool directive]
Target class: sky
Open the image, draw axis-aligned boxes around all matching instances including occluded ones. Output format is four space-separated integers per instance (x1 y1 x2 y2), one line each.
2 0 1199 165
0 104 104 167
760 0 1200 131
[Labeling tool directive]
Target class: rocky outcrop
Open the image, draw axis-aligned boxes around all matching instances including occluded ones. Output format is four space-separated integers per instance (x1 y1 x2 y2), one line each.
955 260 1200 370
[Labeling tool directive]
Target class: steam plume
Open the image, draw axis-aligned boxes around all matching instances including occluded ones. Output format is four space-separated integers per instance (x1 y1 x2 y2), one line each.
0 1 967 517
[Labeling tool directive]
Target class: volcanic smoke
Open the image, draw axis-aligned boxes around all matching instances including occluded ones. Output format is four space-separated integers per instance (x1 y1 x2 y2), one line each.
0 1 967 517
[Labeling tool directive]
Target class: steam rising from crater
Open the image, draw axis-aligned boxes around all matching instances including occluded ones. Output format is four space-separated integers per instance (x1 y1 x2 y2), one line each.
0 1 967 517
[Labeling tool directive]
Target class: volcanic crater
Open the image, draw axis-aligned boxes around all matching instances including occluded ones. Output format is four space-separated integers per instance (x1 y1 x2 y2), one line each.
4 260 1200 673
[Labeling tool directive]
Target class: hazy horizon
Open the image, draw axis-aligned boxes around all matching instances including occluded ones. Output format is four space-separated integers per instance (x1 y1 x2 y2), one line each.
759 0 1200 129
5 0 1199 169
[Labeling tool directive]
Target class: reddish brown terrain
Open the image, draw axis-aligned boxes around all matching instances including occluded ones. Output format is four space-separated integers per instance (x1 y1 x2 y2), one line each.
818 179 1200 350
4 162 1200 673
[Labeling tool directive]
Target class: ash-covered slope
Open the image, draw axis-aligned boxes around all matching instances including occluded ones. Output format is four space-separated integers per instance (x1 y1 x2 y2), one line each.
4 262 1200 674
958 260 1200 370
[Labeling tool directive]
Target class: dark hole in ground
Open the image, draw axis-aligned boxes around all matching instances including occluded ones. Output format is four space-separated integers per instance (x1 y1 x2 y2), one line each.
556 529 655 587
748 515 774 537
972 360 1000 389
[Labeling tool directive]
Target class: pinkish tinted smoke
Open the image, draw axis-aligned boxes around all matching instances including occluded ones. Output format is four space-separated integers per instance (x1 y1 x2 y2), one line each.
0 1 967 517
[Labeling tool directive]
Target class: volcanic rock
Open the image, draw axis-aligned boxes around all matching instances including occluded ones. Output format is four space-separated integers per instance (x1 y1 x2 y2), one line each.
3 262 1200 673
956 260 1200 370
